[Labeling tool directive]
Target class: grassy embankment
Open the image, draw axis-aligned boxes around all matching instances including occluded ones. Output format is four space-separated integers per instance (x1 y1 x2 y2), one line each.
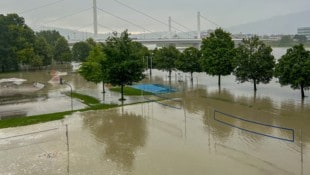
0 86 152 129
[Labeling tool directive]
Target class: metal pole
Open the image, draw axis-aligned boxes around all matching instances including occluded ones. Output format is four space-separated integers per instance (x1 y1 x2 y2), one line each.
300 128 303 175
66 124 69 175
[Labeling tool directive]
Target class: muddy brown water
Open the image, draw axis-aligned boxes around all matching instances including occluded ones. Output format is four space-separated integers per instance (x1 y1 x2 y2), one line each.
0 48 309 174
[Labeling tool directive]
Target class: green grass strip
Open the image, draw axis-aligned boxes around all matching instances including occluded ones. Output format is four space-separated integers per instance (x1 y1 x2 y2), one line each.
110 86 153 96
68 92 100 105
0 104 118 129
0 111 72 129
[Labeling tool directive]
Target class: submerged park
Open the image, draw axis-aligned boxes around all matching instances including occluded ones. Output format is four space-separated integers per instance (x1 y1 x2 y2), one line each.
1 14 310 175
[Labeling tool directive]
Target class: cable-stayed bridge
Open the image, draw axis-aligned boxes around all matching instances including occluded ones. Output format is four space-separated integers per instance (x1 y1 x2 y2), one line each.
17 0 261 49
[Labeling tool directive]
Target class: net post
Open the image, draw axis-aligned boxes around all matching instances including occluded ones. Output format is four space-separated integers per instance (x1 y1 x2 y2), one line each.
300 128 303 175
66 124 69 174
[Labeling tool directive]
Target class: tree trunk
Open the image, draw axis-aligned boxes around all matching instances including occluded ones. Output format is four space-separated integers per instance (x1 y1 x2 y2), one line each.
120 84 125 101
254 79 257 91
301 84 305 99
102 82 105 93
218 75 221 87
190 72 193 82
168 70 172 82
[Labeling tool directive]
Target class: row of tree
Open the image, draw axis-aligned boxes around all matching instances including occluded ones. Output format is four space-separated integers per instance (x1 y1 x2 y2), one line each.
0 14 72 72
78 29 309 99
152 28 309 99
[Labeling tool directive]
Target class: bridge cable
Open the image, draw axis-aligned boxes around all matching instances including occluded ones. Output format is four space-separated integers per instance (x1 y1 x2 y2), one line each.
170 19 191 32
44 7 92 25
200 14 221 28
19 0 65 14
112 0 185 33
98 23 115 33
97 7 153 33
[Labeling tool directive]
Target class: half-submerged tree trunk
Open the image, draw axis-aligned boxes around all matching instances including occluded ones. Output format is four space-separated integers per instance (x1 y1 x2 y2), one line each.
190 72 193 82
253 79 257 91
218 75 221 87
102 82 105 93
301 83 305 99
168 70 172 82
120 84 125 101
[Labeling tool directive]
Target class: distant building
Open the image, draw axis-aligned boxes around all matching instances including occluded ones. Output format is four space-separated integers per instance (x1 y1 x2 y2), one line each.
297 27 310 40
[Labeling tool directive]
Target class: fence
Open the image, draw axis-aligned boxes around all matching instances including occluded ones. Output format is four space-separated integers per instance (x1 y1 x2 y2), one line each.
212 109 303 174
213 109 295 142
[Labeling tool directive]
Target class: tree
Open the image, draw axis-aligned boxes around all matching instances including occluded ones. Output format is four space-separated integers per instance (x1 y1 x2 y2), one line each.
54 37 72 63
153 45 180 79
36 30 66 63
34 36 52 66
234 36 275 91
200 28 235 87
275 44 310 99
293 35 307 44
175 47 201 81
79 45 107 93
103 30 146 101
0 13 36 71
279 35 294 46
72 41 92 62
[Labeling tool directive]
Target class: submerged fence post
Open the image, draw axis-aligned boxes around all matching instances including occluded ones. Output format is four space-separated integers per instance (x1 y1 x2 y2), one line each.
66 124 69 175
300 128 303 175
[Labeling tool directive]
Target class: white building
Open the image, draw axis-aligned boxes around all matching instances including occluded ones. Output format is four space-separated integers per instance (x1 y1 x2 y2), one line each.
297 27 310 40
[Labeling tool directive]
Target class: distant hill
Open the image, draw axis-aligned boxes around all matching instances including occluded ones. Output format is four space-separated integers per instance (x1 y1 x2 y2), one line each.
228 10 310 35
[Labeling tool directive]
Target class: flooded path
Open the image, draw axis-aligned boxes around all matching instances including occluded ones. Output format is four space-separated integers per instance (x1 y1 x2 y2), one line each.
0 47 309 174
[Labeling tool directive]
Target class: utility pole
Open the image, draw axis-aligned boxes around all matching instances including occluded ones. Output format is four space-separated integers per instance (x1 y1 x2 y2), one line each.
197 11 201 39
93 0 98 38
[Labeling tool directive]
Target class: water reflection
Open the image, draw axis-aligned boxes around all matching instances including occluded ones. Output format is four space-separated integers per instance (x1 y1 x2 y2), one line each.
83 109 147 171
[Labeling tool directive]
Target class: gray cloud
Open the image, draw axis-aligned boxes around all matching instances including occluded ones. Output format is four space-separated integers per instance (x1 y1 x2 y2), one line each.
1 0 309 34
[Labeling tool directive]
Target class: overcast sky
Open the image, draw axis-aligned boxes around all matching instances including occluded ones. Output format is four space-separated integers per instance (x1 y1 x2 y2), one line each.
1 0 310 34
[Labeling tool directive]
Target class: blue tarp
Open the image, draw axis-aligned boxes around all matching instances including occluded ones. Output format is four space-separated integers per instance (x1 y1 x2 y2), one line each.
131 84 176 94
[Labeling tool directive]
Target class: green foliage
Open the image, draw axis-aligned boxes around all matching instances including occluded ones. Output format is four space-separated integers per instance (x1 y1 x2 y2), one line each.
36 30 71 64
79 45 107 85
72 41 92 62
275 44 310 98
200 28 235 86
176 47 201 79
110 86 153 95
234 36 275 91
0 13 36 71
279 35 294 47
153 45 180 77
293 35 308 44
54 37 72 63
103 30 146 100
36 30 63 48
34 36 52 66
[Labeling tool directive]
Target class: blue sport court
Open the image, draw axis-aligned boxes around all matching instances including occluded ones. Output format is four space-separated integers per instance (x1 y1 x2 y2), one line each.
131 84 176 94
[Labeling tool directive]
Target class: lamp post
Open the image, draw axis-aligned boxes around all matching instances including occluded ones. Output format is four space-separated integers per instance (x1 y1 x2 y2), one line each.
60 78 73 111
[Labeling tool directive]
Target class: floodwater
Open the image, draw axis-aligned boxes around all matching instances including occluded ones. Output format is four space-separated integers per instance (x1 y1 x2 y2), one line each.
0 48 310 174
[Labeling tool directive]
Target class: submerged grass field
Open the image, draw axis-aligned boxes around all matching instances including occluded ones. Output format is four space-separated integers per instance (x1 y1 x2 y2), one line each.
0 87 154 129
109 86 153 95
0 92 117 129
